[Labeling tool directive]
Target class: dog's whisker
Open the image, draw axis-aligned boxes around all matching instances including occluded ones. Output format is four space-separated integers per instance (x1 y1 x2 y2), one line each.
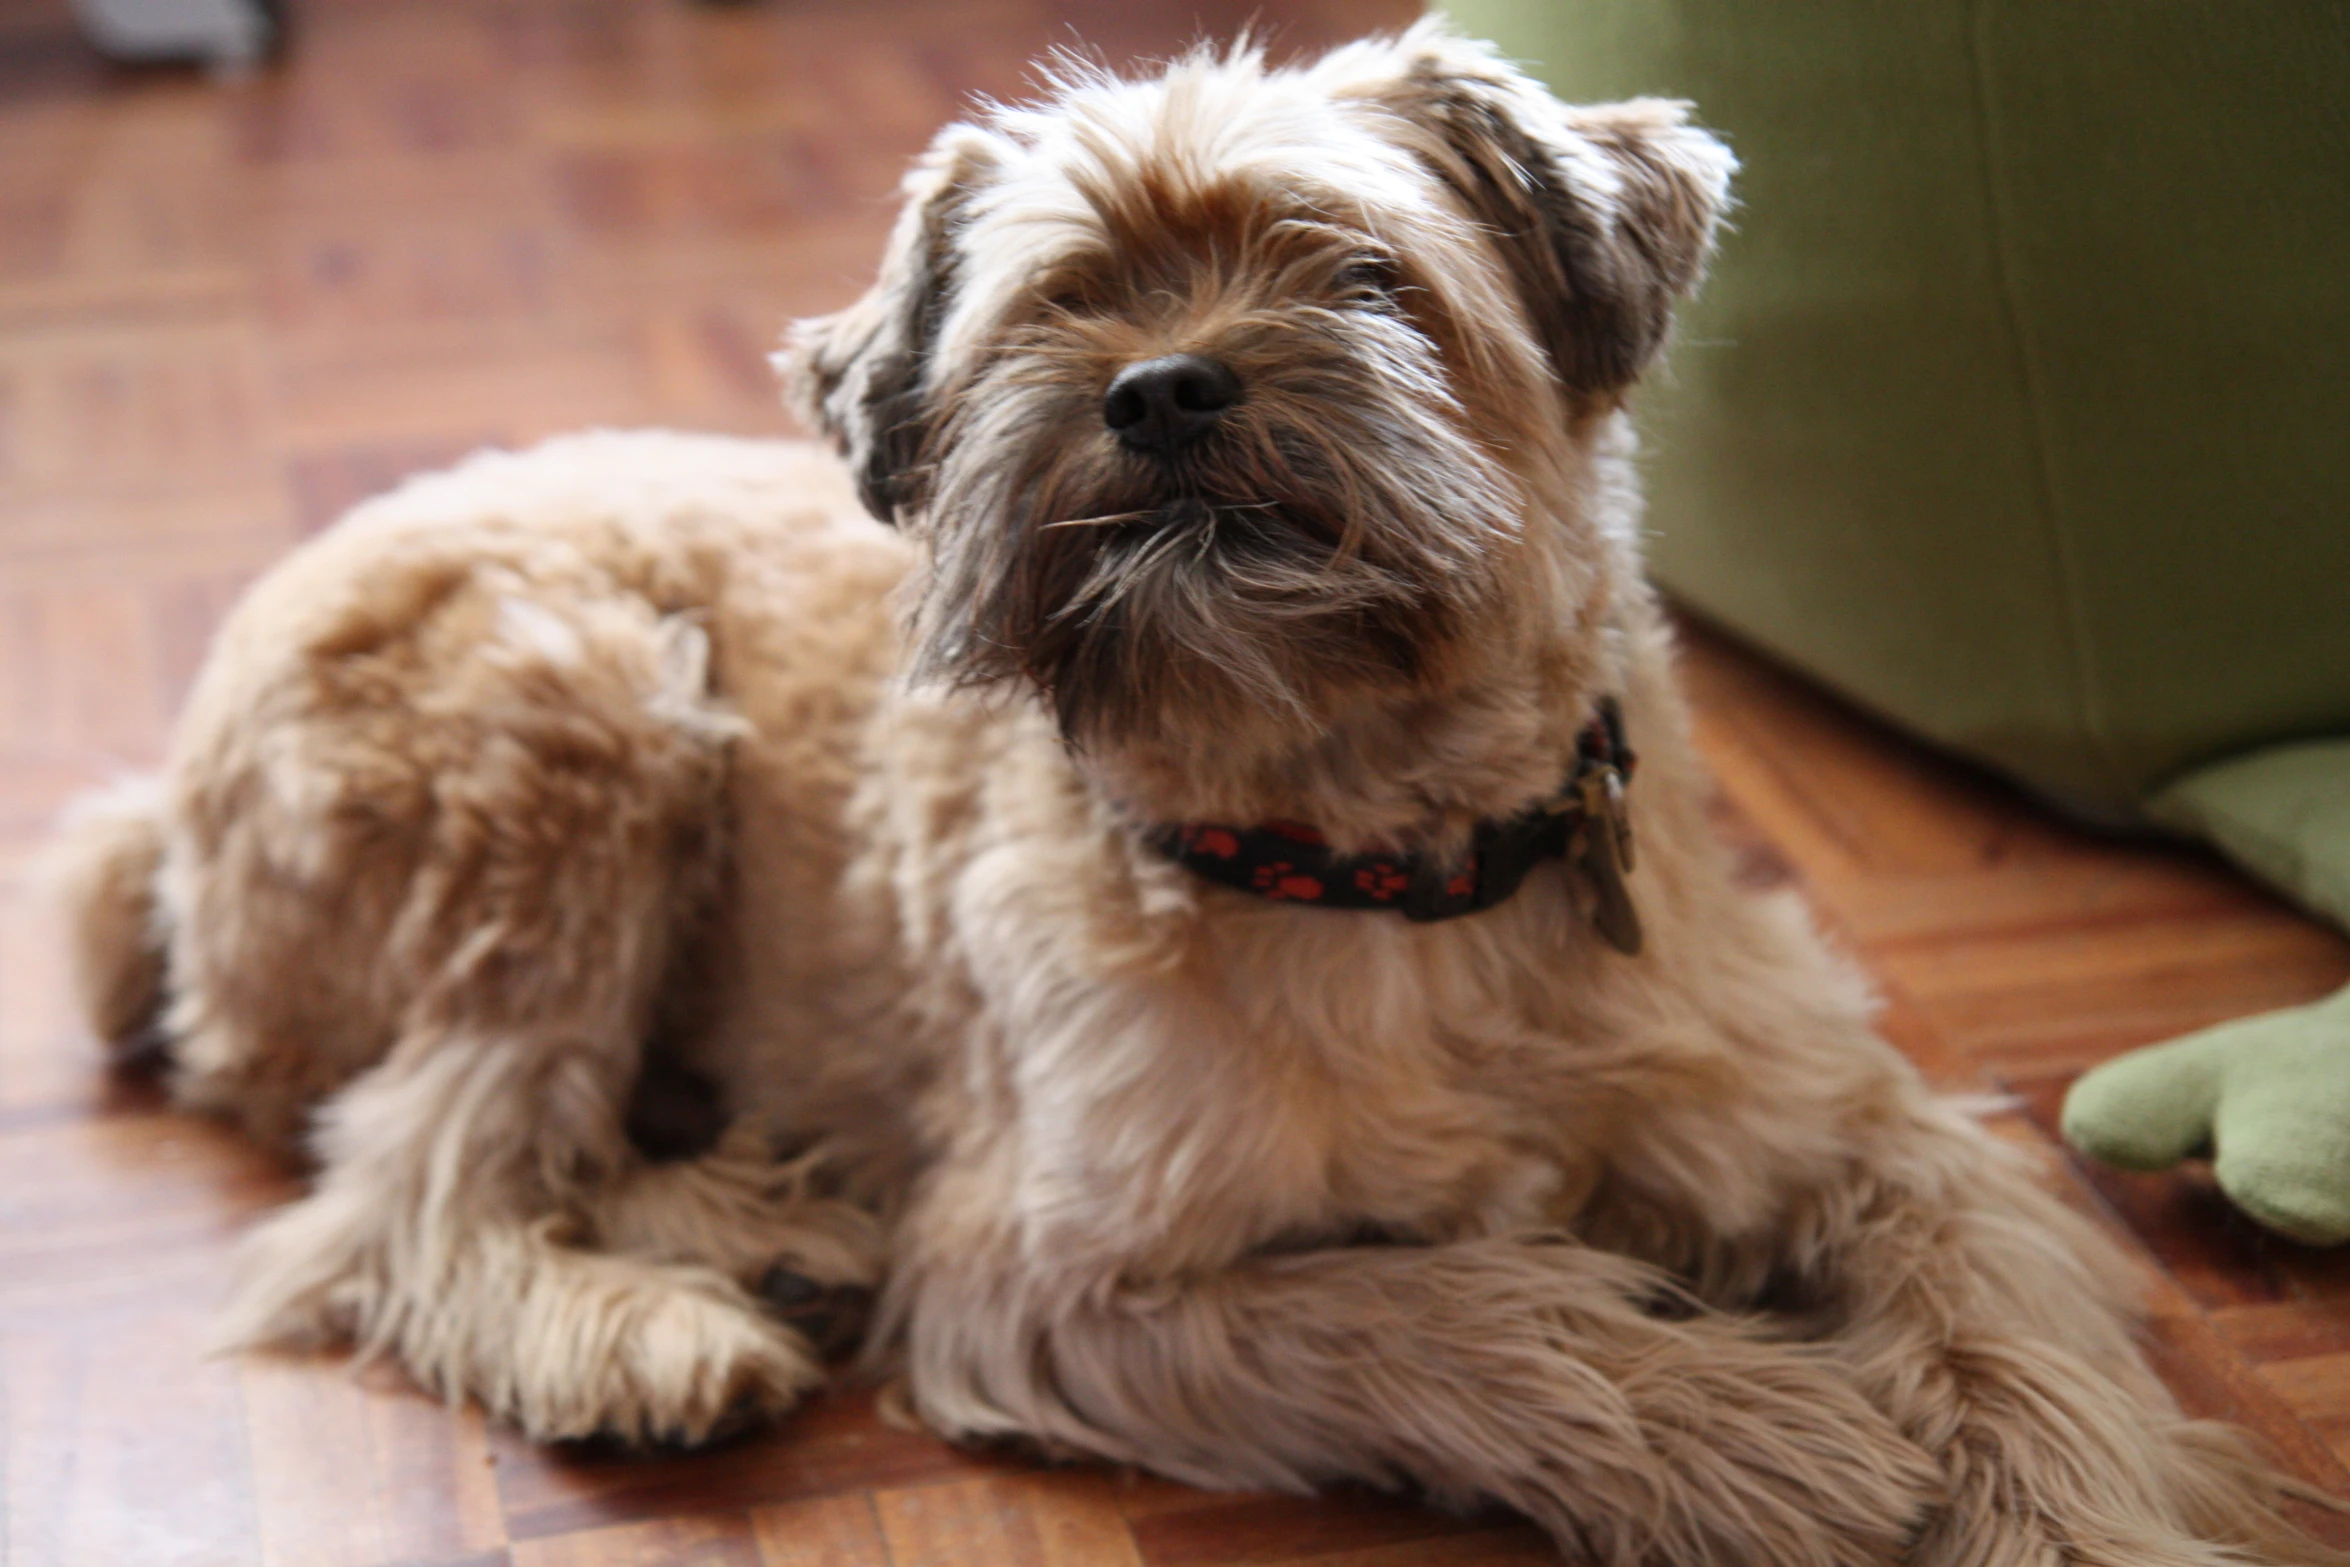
1039 511 1150 530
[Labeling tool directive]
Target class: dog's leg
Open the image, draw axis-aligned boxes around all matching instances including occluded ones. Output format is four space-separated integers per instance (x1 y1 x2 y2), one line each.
1779 1099 2338 1567
889 1221 1938 1567
222 1035 823 1444
158 564 828 1442
1580 908 2330 1563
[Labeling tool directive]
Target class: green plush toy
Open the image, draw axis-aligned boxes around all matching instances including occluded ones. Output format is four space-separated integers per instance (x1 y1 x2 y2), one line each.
2063 988 2350 1246
2060 741 2350 1246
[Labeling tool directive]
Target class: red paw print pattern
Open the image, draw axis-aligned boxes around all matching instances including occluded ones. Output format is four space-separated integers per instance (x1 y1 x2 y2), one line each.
1251 862 1325 901
1187 827 1241 860
1354 863 1410 901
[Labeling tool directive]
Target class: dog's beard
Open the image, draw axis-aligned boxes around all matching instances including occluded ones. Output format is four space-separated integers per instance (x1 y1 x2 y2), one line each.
908 312 1518 749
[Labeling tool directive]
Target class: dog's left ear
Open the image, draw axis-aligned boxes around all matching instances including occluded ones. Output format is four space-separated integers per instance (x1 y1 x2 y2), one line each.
779 126 1003 526
1364 25 1736 400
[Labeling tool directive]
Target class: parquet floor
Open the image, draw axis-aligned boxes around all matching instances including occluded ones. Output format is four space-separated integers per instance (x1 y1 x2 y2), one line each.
4 0 2349 1562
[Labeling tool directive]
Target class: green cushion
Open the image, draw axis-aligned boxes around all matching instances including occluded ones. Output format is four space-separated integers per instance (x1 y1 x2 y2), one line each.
1442 1 2350 821
2152 741 2350 933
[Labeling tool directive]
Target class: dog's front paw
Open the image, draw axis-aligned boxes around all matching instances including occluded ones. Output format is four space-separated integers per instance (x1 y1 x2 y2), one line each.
1693 1389 1941 1567
1522 1344 1942 1567
504 1264 826 1446
220 1191 826 1448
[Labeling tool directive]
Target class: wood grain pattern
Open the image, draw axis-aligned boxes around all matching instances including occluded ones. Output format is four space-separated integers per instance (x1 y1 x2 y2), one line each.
749 1493 894 1567
3 0 2347 1559
873 1475 1144 1567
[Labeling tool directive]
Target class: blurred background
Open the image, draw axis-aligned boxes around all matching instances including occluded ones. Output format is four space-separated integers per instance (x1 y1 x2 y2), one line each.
2 3 2347 1565
0 0 1402 815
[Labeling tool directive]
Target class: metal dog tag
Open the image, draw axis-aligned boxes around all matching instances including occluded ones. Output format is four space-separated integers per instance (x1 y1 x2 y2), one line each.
1573 766 1642 956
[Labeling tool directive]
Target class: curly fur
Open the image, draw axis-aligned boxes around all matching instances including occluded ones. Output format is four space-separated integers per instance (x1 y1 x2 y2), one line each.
52 22 2338 1564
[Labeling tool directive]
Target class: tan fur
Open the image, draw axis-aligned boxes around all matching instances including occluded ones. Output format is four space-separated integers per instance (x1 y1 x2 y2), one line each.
52 23 2336 1563
44 775 169 1057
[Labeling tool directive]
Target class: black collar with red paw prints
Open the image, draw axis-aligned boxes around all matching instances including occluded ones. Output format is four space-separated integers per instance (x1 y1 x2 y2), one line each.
1146 698 1644 954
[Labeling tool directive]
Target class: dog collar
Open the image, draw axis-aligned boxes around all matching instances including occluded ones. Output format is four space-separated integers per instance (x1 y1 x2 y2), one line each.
1146 699 1642 953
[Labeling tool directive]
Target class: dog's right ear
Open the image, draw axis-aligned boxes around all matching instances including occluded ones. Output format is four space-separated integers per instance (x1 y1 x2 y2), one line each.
1355 24 1736 403
779 127 1001 527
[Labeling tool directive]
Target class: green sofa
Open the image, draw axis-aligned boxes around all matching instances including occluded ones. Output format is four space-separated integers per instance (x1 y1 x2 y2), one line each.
1441 1 2350 1239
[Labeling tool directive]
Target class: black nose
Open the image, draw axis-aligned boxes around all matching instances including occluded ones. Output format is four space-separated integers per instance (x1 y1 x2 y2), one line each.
1103 355 1241 455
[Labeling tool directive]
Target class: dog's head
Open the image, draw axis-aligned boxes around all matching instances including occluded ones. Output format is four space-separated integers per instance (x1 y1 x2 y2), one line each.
783 23 1732 778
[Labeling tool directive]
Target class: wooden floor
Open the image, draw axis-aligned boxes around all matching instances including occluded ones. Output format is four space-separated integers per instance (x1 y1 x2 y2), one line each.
4 0 2350 1562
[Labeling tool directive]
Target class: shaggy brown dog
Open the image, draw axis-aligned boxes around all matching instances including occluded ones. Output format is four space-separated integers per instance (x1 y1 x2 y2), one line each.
48 24 2336 1566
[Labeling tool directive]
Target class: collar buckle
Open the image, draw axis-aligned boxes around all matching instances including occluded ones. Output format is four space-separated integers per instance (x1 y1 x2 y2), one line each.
1570 760 1642 955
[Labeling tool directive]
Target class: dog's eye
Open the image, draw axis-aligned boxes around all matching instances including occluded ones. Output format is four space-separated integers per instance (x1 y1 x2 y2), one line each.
1334 256 1403 304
